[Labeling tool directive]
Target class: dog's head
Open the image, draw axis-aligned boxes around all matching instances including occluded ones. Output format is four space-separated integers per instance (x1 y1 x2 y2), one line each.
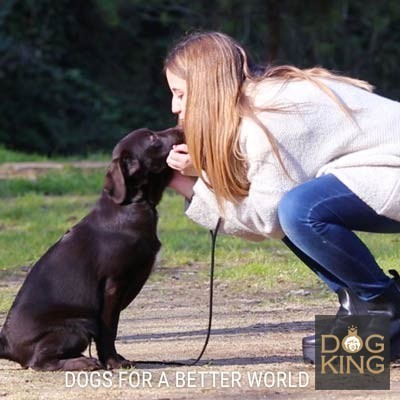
104 127 183 205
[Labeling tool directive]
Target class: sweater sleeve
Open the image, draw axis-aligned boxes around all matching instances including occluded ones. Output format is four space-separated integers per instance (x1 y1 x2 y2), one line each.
185 117 293 241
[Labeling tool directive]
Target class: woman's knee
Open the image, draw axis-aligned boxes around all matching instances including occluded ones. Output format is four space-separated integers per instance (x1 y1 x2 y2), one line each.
278 184 312 236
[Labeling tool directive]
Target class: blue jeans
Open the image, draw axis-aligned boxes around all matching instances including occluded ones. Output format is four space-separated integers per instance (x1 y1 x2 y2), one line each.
278 174 400 300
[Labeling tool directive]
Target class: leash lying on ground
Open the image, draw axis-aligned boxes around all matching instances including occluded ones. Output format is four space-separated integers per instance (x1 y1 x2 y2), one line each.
135 218 222 367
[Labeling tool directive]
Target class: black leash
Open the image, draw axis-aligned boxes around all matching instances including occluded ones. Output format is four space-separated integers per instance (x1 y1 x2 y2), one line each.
135 218 222 367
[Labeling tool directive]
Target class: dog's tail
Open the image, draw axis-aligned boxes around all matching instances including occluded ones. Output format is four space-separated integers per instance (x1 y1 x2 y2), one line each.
0 332 9 359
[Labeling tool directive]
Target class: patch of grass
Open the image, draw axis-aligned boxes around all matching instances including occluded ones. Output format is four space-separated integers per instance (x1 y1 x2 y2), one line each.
0 286 19 313
0 168 103 270
0 145 109 163
357 232 400 272
0 182 399 302
0 194 96 270
0 167 104 197
0 146 49 163
158 191 322 292
157 191 400 295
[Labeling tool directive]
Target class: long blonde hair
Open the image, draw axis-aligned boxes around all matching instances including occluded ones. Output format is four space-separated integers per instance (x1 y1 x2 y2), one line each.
164 31 373 208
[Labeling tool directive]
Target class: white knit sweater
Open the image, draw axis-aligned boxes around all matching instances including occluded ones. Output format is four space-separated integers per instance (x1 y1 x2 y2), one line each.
185 78 400 241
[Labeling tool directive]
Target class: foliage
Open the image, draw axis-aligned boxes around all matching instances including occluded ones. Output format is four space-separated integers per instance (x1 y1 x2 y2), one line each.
0 0 125 155
0 0 399 155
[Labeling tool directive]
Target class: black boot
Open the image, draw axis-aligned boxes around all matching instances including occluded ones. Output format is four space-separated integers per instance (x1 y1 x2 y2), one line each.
302 287 367 364
303 270 400 364
365 271 400 361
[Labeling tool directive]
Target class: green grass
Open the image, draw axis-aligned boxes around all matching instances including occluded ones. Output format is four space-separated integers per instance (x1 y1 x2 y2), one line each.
1 167 400 312
0 145 108 163
0 187 319 292
0 193 97 270
0 286 19 313
0 167 105 197
0 146 49 163
158 191 315 286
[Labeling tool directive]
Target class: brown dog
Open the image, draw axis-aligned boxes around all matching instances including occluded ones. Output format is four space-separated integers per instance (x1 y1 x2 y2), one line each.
0 127 183 371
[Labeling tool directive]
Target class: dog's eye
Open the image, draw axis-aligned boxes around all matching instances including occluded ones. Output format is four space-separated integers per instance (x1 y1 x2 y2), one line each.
149 135 162 149
149 135 158 143
122 156 134 168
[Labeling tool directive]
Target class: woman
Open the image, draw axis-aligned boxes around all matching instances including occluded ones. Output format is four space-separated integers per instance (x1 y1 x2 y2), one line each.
164 31 400 363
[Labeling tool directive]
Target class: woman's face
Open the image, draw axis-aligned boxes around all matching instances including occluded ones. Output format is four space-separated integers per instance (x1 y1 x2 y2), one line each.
166 68 187 122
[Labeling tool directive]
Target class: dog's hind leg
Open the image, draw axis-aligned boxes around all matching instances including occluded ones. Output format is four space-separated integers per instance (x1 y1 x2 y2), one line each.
0 333 9 360
32 356 103 371
37 356 103 371
28 331 103 371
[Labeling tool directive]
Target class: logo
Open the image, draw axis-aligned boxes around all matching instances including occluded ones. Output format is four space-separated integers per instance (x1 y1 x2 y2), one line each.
342 325 363 353
315 315 390 390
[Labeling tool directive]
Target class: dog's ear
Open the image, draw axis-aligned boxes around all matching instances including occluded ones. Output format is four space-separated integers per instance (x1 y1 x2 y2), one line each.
104 157 141 204
104 158 126 204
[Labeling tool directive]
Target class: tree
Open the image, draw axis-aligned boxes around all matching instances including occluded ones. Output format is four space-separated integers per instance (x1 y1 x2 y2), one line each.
0 0 399 155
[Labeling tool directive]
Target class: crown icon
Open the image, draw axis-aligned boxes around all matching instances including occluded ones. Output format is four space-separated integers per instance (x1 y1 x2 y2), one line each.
348 325 358 335
342 325 363 353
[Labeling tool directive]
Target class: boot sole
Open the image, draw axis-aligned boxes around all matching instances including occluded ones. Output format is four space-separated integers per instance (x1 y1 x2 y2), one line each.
391 333 400 361
302 339 315 364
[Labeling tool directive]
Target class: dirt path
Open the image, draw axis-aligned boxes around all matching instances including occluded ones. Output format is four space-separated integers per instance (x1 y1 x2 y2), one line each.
1 264 400 399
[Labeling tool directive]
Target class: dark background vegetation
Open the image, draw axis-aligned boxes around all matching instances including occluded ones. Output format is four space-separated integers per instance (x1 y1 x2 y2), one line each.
0 0 399 156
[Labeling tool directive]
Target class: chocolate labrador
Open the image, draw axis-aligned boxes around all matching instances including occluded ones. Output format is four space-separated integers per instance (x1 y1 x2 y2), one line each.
0 127 183 371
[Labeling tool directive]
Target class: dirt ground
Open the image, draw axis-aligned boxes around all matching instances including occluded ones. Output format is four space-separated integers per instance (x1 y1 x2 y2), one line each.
1 264 400 400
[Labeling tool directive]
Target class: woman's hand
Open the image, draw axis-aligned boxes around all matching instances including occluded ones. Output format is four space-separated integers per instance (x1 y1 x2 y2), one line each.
167 144 197 199
166 144 197 176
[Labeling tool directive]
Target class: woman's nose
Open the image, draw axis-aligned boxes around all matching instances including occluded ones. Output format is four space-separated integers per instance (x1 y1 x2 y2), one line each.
171 98 181 115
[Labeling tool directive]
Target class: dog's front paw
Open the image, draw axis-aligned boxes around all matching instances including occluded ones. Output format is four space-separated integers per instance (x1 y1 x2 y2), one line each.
105 354 135 370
